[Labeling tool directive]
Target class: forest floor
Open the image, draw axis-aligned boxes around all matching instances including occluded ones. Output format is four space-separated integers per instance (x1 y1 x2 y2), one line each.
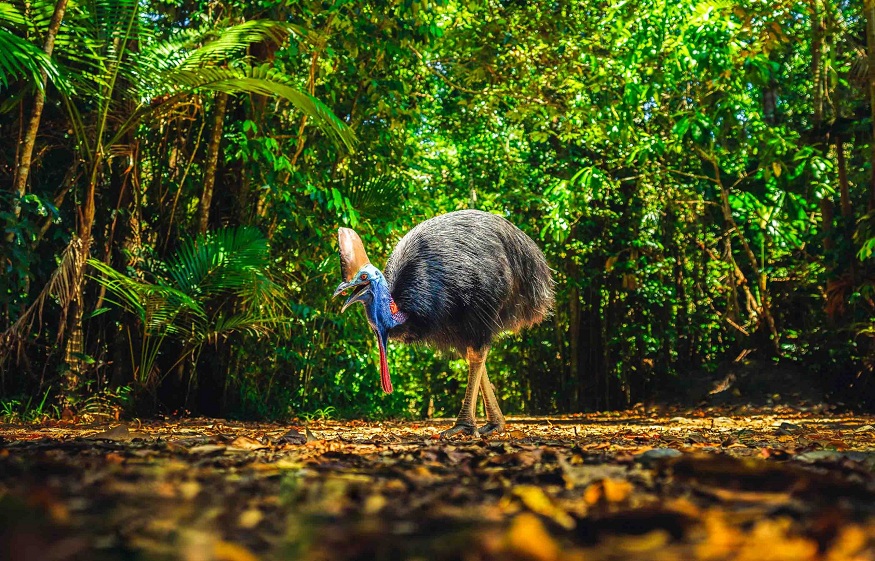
3 406 875 560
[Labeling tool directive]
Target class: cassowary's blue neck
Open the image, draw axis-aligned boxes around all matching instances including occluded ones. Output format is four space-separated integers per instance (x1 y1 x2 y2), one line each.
364 275 407 332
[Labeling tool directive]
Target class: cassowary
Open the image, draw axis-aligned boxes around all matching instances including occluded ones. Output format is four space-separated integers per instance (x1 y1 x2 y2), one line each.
333 210 554 437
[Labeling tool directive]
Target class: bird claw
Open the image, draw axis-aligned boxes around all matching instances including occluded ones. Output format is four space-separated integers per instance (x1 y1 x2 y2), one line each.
477 422 505 437
439 423 476 439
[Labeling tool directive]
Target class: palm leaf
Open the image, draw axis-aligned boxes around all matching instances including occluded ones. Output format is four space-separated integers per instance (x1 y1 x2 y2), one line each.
341 174 408 219
166 226 271 297
200 312 285 345
0 1 26 27
160 64 355 150
1 238 86 362
0 27 60 89
89 259 208 339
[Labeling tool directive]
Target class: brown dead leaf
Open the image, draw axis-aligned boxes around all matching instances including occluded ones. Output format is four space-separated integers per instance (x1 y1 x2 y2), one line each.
104 452 125 464
188 444 227 455
488 449 543 468
87 425 131 441
229 436 266 450
277 428 307 445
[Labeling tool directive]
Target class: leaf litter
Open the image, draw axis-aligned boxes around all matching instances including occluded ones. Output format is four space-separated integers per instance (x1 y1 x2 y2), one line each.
1 410 875 560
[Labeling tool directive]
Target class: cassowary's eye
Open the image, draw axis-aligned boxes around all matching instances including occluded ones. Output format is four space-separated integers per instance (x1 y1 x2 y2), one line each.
360 273 368 281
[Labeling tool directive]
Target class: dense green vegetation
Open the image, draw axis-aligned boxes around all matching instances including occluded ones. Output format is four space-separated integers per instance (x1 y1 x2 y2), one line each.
1 0 873 420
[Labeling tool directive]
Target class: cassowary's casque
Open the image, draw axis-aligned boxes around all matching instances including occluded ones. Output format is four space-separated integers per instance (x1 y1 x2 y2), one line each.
333 210 554 437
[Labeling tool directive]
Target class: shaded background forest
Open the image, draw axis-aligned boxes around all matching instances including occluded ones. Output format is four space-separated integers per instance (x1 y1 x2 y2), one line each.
1 0 873 421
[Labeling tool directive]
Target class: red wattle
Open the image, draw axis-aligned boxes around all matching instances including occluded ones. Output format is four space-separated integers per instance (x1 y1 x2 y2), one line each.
377 338 393 394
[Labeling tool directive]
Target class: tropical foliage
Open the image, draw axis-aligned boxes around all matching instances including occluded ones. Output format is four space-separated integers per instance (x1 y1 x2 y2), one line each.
1 0 874 419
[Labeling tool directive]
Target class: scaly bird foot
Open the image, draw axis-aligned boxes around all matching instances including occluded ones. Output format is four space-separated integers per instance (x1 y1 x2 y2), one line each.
477 422 505 437
439 422 476 439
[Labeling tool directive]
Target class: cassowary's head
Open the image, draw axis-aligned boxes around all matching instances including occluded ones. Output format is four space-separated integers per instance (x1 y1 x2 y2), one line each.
333 227 406 394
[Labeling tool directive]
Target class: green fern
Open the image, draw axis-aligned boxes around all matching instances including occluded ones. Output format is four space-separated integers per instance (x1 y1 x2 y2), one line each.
0 1 61 89
88 226 290 384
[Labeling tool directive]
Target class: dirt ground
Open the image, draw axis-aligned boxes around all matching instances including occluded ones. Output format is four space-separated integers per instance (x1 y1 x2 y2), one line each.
3 407 875 560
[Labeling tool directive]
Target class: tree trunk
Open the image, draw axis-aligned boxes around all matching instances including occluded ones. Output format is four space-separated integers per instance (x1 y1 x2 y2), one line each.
864 0 875 210
812 4 835 254
837 138 852 221
198 92 229 234
8 0 69 236
567 283 580 409
837 136 856 282
811 0 824 127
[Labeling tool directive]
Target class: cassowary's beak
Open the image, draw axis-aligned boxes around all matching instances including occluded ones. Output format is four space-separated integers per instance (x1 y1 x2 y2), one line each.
333 279 371 312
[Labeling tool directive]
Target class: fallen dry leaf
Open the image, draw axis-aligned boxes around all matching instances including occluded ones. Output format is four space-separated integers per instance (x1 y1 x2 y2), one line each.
584 478 634 505
510 485 576 529
504 512 560 561
229 435 266 450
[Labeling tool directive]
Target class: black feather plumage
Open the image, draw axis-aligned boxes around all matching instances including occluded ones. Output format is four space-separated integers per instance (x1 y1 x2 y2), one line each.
385 209 554 352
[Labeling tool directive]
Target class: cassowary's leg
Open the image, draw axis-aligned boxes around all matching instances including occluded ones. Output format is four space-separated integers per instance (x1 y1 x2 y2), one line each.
478 368 505 436
440 347 487 438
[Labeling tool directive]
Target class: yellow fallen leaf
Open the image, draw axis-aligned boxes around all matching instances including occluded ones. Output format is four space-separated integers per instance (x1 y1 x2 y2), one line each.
237 508 263 529
178 480 201 500
735 518 818 561
213 540 259 561
512 485 575 529
696 511 743 560
826 525 869 561
230 436 266 450
602 478 633 502
584 478 633 505
504 513 560 561
583 482 602 505
363 493 387 514
603 529 670 553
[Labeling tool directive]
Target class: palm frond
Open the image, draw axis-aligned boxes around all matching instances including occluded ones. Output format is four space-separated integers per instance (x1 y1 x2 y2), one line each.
89 259 208 339
141 19 314 73
180 20 291 69
160 64 355 150
0 1 26 27
0 28 60 88
166 226 271 297
341 174 408 219
199 312 286 345
1 238 86 363
164 227 291 337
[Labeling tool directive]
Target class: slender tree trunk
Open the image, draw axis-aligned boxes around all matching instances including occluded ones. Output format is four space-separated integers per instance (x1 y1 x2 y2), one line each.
864 0 875 210
812 4 835 255
837 138 852 221
702 148 780 354
198 92 228 234
837 136 856 281
63 162 102 395
567 282 580 409
8 0 69 236
811 0 824 127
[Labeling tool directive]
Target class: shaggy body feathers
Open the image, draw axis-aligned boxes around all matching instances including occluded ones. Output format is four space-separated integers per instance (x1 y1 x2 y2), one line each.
385 210 554 352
